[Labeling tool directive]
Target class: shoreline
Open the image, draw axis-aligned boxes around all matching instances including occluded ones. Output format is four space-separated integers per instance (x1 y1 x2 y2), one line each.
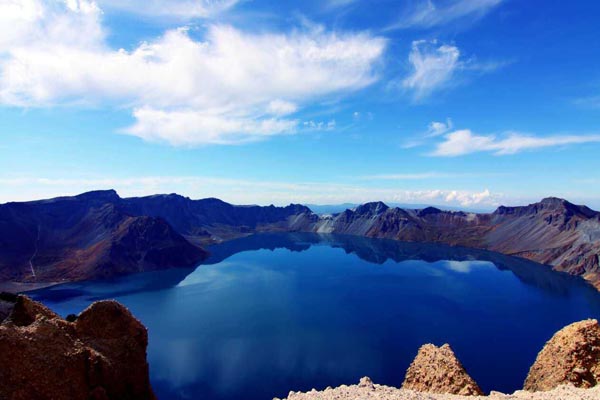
280 381 600 400
0 281 64 293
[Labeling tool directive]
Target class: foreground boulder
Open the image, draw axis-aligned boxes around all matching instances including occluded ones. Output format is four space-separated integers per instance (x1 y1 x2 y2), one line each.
0 295 156 400
525 319 600 391
402 343 483 396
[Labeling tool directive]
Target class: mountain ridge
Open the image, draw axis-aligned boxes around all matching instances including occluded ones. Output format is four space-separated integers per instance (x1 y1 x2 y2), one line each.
0 191 599 291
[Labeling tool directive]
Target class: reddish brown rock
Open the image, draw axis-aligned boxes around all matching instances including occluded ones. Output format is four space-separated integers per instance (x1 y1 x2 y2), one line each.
525 319 600 391
0 295 156 400
402 343 483 396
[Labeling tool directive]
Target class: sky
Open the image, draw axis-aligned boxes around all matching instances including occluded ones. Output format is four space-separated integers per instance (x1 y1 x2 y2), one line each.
1 0 600 210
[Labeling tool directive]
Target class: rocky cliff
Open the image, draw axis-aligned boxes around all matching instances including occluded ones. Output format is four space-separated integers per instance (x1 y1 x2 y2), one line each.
525 319 600 391
0 294 155 400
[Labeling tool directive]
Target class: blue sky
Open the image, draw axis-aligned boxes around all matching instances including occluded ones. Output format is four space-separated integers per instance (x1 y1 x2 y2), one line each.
1 0 600 210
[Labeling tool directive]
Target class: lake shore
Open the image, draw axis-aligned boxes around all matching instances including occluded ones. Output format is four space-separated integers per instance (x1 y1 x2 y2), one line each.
0 281 63 293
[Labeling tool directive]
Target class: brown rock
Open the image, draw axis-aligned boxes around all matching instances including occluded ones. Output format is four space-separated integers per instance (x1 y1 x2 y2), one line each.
0 295 156 400
524 319 600 391
5 294 59 326
402 343 483 396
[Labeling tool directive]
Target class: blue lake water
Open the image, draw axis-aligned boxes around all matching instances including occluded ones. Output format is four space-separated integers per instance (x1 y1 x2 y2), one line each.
30 233 600 400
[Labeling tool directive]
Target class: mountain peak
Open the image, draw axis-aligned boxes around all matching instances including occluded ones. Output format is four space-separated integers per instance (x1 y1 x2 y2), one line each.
494 197 597 218
354 202 389 216
74 189 120 203
417 206 443 217
539 197 570 208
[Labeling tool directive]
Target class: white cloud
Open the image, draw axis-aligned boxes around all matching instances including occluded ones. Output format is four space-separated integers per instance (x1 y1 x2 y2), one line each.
399 40 505 100
402 40 460 99
0 0 386 145
303 120 336 131
444 188 491 205
396 40 510 101
431 129 600 156
359 172 453 180
388 0 503 30
125 107 299 146
0 176 502 208
357 171 506 181
267 100 298 116
97 0 239 18
426 118 453 137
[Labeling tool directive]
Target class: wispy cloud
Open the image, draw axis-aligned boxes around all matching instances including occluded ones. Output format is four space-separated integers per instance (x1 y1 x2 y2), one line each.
431 129 600 156
358 171 507 180
0 176 501 208
402 40 460 100
426 118 453 137
402 118 453 149
400 40 504 100
0 0 386 146
323 0 358 10
358 172 454 180
574 95 600 109
387 0 504 31
97 0 239 18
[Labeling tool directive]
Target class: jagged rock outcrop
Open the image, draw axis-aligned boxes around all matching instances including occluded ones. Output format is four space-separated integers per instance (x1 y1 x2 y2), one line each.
402 344 483 396
525 319 600 391
0 295 156 400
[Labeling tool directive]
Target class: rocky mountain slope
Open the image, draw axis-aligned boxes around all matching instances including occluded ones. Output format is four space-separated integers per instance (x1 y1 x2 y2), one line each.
1 191 599 290
0 191 208 284
0 294 155 400
122 192 315 243
0 190 314 285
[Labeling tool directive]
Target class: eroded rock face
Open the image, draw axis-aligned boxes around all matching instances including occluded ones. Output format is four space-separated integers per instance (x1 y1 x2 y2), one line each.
402 343 483 396
0 295 156 400
525 319 600 391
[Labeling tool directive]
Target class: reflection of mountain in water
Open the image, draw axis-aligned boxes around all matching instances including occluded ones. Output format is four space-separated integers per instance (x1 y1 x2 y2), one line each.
206 233 596 297
32 233 598 303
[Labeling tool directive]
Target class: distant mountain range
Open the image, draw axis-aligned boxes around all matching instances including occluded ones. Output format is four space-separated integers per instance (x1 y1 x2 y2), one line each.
0 190 598 291
305 203 483 215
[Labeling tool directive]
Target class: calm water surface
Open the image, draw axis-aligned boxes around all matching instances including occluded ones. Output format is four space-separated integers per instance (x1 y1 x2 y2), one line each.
30 233 600 400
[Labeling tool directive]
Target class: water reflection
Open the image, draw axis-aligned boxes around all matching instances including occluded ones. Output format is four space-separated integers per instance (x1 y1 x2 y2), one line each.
29 233 600 400
206 233 595 296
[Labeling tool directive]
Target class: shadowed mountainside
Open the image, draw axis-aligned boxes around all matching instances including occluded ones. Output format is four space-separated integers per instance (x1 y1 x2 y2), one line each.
0 191 599 290
0 191 207 283
0 190 313 285
122 193 316 243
